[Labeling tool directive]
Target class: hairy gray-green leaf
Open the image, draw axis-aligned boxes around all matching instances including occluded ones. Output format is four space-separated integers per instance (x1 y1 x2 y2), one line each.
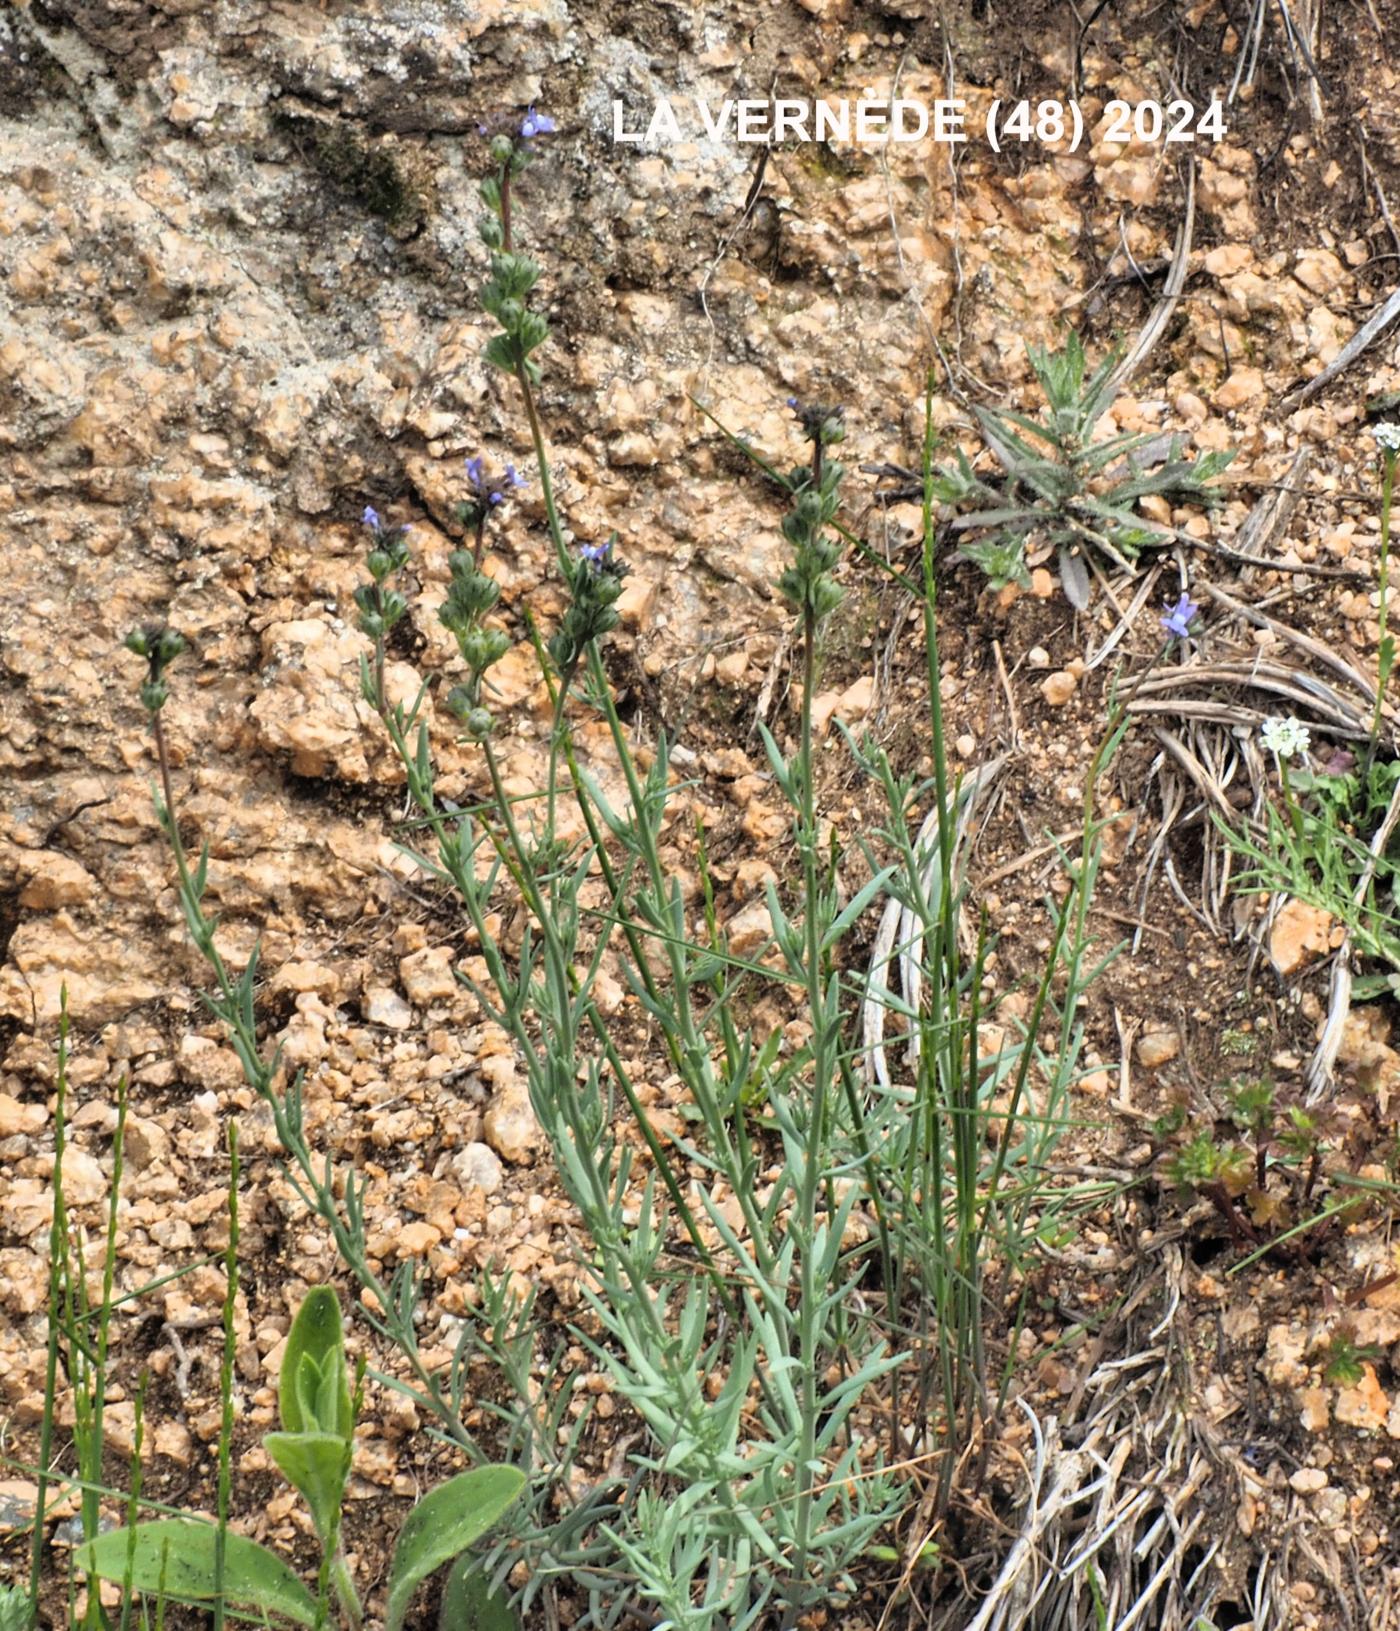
76 1522 316 1627
264 1431 349 1545
385 1467 525 1631
437 1555 516 1631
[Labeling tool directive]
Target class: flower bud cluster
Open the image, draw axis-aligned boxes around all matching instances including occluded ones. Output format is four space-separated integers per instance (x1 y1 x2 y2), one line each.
439 550 511 738
480 250 549 381
477 109 556 381
352 508 412 641
786 397 847 451
549 539 627 676
777 458 846 623
125 624 187 713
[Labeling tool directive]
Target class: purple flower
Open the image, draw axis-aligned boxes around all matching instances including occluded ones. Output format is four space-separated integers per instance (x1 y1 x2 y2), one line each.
580 540 612 570
1160 592 1199 640
467 455 526 509
362 505 381 530
520 106 556 139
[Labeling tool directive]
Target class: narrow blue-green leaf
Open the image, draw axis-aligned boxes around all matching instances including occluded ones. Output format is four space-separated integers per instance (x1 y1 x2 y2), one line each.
820 866 897 953
384 1467 525 1631
76 1523 315 1627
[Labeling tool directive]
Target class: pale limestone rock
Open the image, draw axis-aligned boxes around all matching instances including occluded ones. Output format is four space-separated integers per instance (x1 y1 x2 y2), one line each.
453 1141 504 1196
726 899 774 957
0 1095 46 1138
400 946 457 1006
483 1085 541 1166
1041 671 1077 706
58 1147 107 1206
1136 1030 1180 1069
123 1116 172 1170
1214 367 1266 411
364 987 412 1030
1336 1365 1389 1432
1270 899 1335 976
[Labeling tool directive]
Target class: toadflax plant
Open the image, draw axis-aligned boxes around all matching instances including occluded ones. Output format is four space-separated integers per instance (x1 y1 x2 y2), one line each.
136 101 1110 1631
77 1288 523 1630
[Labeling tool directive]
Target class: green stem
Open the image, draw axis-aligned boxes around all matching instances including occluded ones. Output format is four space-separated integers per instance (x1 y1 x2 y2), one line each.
1366 449 1395 768
214 1123 239 1631
31 996 69 1619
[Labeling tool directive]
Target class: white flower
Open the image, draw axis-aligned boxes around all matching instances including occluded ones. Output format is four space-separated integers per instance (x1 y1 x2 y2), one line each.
1260 716 1310 760
1374 421 1400 453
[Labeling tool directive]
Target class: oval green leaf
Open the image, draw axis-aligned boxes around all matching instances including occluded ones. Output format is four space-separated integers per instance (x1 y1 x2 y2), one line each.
437 1555 516 1631
385 1467 525 1631
280 1287 351 1438
264 1431 350 1546
76 1521 316 1627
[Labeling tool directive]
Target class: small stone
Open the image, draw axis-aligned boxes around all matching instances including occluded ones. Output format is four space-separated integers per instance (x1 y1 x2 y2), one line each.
1204 244 1252 276
395 1221 442 1258
18 854 96 911
364 987 413 1030
1041 671 1077 706
453 1141 503 1196
1213 367 1265 411
1027 646 1050 669
1336 1364 1389 1432
1270 899 1335 976
0 1094 46 1138
483 1086 541 1165
955 733 977 758
1030 568 1055 599
399 947 457 1006
1299 1385 1331 1432
1293 250 1345 298
153 1422 193 1467
123 1116 171 1170
272 962 342 999
726 899 774 957
70 1101 116 1133
1289 1466 1329 1494
59 1147 107 1206
0 1481 39 1534
1136 1030 1180 1069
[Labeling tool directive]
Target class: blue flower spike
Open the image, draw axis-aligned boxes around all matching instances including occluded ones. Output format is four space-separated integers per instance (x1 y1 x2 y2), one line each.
520 106 556 140
362 505 381 530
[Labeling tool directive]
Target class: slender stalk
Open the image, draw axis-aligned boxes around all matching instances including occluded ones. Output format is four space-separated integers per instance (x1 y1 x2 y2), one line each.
119 1377 146 1631
31 993 70 1620
1366 446 1396 770
214 1123 239 1631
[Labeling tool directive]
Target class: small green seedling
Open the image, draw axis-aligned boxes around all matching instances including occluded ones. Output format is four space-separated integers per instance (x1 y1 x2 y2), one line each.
78 1288 523 1628
1322 1330 1383 1387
